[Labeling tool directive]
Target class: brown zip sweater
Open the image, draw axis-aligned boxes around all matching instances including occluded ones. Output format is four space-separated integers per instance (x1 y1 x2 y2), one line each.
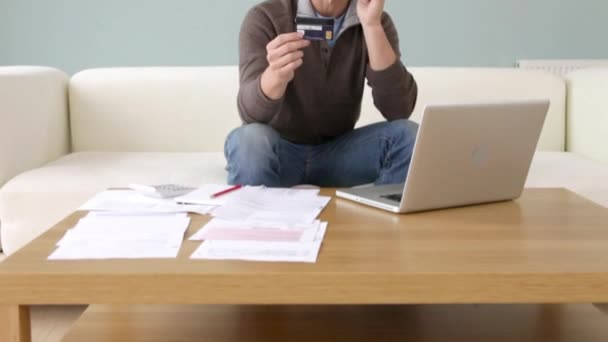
237 0 418 145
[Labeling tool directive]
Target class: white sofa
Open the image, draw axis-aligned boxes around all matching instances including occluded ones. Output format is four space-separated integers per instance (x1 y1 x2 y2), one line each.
1 66 607 255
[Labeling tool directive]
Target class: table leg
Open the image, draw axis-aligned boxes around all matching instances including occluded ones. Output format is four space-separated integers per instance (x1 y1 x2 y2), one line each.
0 305 31 342
594 304 608 315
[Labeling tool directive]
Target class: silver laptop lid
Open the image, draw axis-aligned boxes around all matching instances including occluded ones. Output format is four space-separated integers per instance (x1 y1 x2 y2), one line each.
400 100 549 213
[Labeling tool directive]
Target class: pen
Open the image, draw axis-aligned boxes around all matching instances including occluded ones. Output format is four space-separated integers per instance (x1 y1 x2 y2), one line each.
211 185 243 198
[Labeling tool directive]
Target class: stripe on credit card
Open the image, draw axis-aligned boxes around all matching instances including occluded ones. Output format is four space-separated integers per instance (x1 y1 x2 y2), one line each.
297 25 323 31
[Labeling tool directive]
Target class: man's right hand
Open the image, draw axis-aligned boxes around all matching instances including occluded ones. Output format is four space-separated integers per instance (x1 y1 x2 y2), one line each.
261 32 311 100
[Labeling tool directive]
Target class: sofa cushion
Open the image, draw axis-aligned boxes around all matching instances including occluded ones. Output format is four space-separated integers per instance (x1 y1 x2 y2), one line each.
362 68 566 151
1 151 606 255
0 66 69 188
69 67 566 153
526 151 608 208
69 67 243 153
0 152 227 255
566 68 608 163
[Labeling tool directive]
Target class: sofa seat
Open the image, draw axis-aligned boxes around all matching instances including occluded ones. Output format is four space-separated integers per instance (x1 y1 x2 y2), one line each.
1 151 607 255
526 151 608 208
0 152 227 254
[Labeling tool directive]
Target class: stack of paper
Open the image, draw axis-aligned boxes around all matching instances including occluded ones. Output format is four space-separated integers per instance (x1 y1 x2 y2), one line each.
211 186 330 223
49 213 190 260
190 186 331 263
175 185 329 221
189 219 326 243
61 186 331 263
191 240 325 263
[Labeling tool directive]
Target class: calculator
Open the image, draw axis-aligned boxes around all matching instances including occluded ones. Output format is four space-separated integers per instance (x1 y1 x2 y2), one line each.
128 184 196 199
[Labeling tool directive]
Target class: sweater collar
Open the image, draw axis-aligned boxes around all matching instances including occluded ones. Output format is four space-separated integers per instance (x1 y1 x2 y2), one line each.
296 0 360 36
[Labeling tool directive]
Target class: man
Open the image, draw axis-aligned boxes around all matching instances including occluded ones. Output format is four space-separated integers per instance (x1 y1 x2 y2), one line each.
225 0 418 187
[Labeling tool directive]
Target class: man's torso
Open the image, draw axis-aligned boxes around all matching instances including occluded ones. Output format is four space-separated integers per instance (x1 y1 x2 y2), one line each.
242 0 369 144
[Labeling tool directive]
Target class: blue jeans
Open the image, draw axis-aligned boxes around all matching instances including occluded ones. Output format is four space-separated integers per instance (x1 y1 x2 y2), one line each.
224 120 419 187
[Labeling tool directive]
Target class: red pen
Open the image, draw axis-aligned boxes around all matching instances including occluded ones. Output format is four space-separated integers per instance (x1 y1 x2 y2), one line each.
211 185 243 198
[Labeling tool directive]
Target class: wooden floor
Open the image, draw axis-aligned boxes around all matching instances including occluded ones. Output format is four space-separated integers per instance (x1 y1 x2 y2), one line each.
64 304 608 342
0 303 601 342
30 306 86 342
18 304 607 342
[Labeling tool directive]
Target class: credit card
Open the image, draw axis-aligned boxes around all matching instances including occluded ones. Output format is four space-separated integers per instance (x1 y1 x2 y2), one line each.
295 16 335 41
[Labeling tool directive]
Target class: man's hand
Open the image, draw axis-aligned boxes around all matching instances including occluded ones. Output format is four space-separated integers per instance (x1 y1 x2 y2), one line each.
357 0 385 28
357 0 396 71
261 32 311 100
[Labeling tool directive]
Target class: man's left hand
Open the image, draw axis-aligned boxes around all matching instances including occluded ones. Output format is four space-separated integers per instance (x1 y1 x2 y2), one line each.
357 0 385 27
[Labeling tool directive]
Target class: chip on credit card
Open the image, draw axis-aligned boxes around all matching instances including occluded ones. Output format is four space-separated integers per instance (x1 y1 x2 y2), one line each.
295 16 335 41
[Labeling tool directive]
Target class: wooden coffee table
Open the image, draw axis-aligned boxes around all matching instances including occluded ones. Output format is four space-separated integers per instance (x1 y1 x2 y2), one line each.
1 189 608 341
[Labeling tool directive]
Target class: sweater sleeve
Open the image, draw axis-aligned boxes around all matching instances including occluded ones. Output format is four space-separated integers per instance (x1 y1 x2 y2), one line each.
365 13 418 121
237 8 284 124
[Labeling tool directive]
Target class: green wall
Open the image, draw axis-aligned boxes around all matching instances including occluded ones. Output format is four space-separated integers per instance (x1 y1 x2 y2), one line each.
1 0 607 74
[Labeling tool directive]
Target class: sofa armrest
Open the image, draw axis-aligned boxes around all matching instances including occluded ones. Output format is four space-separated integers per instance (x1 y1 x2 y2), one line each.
566 69 608 163
0 66 70 188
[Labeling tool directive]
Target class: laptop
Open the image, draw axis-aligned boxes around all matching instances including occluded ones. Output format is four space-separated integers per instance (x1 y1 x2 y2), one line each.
336 100 550 213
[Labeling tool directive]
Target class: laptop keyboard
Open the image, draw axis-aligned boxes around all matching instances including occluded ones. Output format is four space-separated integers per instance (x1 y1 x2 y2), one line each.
381 194 402 203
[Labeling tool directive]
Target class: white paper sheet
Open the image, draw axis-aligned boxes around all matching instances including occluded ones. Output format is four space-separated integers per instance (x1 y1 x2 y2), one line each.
191 241 321 263
79 190 214 214
189 219 323 242
211 187 331 223
86 212 189 218
173 184 242 206
49 215 190 260
48 240 182 260
190 223 328 263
